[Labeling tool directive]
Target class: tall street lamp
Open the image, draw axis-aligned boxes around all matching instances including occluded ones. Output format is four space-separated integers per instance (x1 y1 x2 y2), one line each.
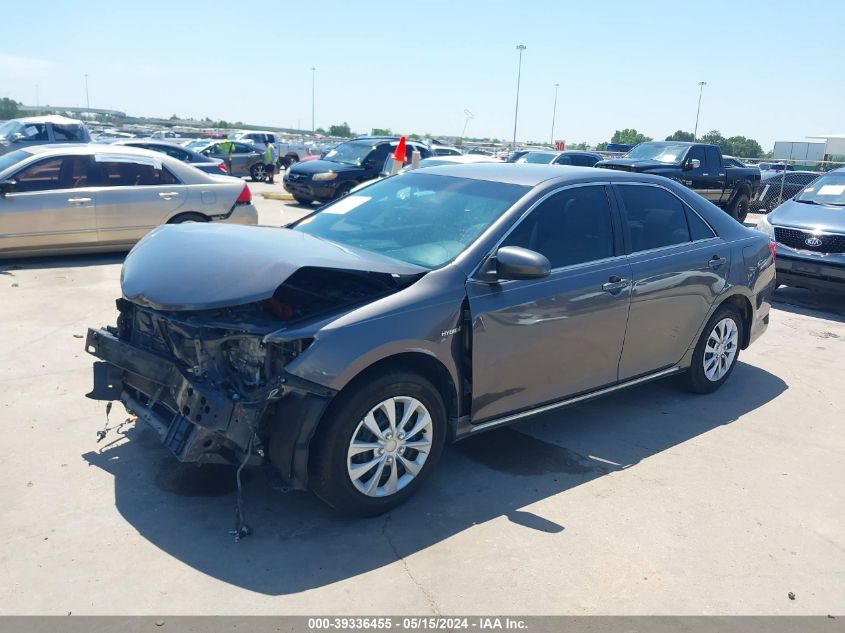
311 67 316 133
550 83 559 146
694 81 707 140
512 44 526 150
84 74 90 115
462 109 475 140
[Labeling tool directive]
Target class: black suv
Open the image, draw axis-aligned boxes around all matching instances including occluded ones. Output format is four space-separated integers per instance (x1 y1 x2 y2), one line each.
283 136 432 204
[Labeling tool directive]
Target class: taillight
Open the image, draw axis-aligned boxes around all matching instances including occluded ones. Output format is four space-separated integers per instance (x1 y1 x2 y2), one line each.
217 163 228 173
235 184 252 205
769 241 777 261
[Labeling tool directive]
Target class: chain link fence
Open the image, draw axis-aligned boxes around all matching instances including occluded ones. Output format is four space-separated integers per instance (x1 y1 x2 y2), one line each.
743 157 845 213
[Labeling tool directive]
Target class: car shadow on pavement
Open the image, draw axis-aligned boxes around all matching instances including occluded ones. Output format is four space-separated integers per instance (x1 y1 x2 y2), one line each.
82 361 786 596
772 286 845 322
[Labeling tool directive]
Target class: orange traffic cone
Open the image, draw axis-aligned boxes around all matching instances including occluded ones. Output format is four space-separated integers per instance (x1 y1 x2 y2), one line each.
389 136 407 175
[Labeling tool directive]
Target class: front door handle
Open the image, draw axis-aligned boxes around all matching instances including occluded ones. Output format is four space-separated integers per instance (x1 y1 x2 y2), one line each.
708 255 728 269
67 197 92 204
602 275 631 293
158 192 180 199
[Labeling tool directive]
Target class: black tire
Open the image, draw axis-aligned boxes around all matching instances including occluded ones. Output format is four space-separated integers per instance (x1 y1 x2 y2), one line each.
293 196 313 206
250 163 267 182
728 192 750 223
309 370 447 517
681 304 744 394
168 212 208 224
332 182 354 200
285 155 299 169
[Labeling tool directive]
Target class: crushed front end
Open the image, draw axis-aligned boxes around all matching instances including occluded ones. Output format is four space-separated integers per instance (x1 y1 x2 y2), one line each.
86 298 333 475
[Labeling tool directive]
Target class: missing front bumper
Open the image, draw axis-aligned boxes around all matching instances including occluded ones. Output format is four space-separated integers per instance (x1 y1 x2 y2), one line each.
85 327 332 470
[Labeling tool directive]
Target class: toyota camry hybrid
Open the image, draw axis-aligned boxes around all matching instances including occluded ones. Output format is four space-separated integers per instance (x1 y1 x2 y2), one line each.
85 163 775 516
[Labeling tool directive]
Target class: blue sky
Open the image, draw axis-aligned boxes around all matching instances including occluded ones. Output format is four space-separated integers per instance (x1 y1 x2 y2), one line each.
1 0 842 149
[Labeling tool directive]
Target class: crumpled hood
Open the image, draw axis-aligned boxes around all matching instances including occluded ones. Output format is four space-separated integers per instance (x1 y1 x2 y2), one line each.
121 223 426 311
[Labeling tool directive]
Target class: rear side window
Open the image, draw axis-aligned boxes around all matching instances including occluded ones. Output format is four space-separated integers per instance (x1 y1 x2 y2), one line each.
502 185 615 268
686 208 716 241
93 160 179 186
618 185 692 251
52 124 86 141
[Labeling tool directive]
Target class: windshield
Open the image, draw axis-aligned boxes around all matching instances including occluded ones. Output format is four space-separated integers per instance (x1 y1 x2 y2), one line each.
292 172 528 268
0 149 33 175
517 152 555 164
323 142 375 166
626 142 689 163
795 172 845 206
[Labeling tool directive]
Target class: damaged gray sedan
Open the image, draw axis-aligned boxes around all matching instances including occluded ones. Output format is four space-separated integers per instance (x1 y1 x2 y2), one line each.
86 164 775 516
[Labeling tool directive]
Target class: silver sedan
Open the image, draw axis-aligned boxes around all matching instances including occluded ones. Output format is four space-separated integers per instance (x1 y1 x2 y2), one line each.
0 144 258 258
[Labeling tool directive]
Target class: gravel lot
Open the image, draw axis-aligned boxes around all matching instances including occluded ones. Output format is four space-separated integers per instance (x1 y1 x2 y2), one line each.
1 188 843 615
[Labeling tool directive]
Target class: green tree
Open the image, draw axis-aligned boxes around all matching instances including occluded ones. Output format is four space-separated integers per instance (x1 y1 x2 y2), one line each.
699 130 729 152
725 136 763 158
596 141 609 151
371 127 392 136
611 128 652 145
569 141 590 150
0 98 20 119
665 130 695 142
169 113 179 121
328 122 352 137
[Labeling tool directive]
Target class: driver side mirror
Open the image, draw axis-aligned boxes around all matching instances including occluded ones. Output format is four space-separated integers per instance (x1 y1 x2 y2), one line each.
683 158 701 171
0 179 16 196
477 246 551 283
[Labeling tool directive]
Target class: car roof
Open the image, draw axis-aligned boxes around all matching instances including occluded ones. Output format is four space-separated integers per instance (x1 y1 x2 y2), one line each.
417 162 668 186
114 139 186 148
14 114 85 126
13 143 174 159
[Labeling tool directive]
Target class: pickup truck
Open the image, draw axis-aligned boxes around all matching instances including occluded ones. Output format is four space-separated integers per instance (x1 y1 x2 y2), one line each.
596 141 761 222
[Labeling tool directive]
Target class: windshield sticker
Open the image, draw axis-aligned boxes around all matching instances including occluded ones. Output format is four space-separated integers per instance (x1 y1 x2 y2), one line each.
322 196 371 215
803 187 814 192
94 153 162 170
817 185 845 196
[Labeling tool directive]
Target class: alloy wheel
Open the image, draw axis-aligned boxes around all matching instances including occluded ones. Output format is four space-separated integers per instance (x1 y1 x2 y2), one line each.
346 396 433 497
703 317 738 382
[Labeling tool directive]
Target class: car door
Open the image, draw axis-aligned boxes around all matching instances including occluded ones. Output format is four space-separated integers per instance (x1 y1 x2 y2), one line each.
90 155 187 245
683 145 723 203
466 184 632 423
0 155 97 254
231 142 261 176
613 183 729 380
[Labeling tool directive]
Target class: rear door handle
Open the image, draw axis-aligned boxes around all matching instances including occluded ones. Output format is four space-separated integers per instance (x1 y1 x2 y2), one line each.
602 275 631 293
159 192 180 199
708 255 728 269
67 197 92 204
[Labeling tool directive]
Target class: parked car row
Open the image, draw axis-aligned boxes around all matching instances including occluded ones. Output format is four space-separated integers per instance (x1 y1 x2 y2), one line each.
0 144 257 258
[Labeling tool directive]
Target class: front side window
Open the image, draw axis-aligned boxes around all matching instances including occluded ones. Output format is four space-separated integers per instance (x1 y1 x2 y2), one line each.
518 152 555 164
292 172 528 268
687 145 706 168
502 185 615 268
618 185 692 251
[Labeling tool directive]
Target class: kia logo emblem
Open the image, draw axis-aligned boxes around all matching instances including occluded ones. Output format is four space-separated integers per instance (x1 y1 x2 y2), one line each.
804 236 823 247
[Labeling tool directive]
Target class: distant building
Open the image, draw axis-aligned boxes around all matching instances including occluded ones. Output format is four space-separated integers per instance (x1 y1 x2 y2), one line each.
773 141 825 161
806 134 845 159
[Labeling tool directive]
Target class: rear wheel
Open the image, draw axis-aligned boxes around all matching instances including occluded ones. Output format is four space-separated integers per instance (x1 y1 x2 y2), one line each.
309 371 446 516
681 304 744 394
728 192 750 223
250 164 267 182
168 212 208 224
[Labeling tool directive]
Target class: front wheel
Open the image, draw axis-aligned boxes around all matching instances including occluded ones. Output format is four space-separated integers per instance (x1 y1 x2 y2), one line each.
250 163 267 182
728 193 750 223
293 195 313 206
681 305 744 394
309 371 446 516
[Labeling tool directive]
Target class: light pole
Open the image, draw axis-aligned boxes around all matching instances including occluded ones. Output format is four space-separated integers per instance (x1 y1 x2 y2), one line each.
35 84 39 108
512 44 526 150
311 67 316 134
84 74 90 116
550 83 559 146
461 109 475 140
693 81 706 140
